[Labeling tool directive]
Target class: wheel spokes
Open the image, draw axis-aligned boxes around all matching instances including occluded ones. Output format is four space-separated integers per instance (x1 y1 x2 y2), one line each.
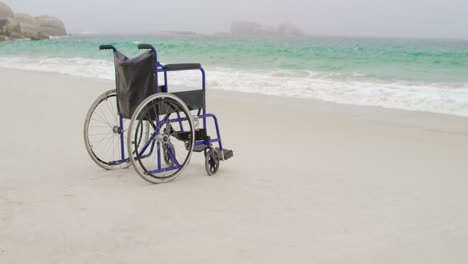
85 91 130 169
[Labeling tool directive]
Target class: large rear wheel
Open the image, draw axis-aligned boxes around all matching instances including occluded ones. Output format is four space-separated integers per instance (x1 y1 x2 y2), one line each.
84 90 149 170
127 93 195 184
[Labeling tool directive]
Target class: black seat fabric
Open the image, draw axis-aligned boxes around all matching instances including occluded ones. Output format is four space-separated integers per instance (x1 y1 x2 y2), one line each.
114 50 155 118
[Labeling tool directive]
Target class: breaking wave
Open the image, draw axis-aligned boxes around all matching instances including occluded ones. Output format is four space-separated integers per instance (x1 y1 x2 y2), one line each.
1 56 468 117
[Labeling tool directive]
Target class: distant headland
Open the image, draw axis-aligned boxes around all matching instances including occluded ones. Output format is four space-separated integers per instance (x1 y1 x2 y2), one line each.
0 1 67 42
158 21 305 38
228 21 304 38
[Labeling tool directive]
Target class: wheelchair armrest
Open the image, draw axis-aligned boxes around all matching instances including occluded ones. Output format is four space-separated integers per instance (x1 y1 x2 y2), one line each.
163 63 201 71
138 44 155 51
99 45 116 51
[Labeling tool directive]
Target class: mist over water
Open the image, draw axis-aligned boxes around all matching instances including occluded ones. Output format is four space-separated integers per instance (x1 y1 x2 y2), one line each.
3 0 468 39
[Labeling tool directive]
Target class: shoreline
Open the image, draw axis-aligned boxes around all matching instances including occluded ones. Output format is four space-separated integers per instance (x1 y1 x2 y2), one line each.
2 66 468 122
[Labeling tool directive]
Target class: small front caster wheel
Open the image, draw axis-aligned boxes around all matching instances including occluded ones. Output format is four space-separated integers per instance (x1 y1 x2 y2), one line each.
205 147 221 176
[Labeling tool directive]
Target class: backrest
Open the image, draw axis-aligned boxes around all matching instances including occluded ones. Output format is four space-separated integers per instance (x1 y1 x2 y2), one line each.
114 50 155 118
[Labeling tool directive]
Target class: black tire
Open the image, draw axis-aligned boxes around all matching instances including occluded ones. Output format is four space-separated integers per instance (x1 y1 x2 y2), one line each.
205 148 221 176
84 90 130 170
84 90 150 170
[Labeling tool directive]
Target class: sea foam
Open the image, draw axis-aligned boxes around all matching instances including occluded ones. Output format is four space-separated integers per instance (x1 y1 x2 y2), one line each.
1 56 467 117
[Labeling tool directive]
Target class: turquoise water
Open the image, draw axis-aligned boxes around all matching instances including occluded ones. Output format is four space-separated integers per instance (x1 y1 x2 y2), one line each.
1 35 468 116
1 35 467 83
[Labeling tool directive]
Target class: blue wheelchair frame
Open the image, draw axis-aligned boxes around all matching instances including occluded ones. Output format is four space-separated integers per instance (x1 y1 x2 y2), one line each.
102 44 225 172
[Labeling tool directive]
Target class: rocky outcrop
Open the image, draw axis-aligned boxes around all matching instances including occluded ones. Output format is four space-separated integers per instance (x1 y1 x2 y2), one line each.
0 2 13 35
276 23 304 37
0 2 13 19
230 21 304 38
0 19 7 35
0 2 66 42
14 13 47 40
15 13 38 33
5 17 20 35
36 16 66 36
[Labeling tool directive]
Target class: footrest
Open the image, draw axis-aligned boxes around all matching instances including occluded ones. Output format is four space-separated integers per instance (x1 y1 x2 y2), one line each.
216 148 234 160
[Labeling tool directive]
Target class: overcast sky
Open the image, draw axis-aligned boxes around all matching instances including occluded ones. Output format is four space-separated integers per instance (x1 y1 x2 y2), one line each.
3 0 468 39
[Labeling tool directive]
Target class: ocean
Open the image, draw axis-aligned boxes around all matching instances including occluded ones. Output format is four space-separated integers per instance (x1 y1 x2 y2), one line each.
1 35 467 116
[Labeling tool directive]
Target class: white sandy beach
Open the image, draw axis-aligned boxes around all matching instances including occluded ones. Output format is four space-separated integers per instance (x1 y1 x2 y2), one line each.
1 68 468 263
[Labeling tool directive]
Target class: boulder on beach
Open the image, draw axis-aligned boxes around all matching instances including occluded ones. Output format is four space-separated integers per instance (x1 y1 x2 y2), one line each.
14 13 48 40
36 16 66 36
0 1 66 42
0 2 13 19
5 17 20 35
0 19 6 34
0 1 13 35
8 31 24 39
15 12 34 22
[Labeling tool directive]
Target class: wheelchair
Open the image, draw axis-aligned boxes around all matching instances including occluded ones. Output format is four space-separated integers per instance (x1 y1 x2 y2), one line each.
83 44 233 183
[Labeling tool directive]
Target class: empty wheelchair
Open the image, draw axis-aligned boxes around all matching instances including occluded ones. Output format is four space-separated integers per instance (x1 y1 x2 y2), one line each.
84 44 233 183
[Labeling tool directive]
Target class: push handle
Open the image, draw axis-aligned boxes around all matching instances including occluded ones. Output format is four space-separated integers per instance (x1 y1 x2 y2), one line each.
138 44 155 50
99 45 116 51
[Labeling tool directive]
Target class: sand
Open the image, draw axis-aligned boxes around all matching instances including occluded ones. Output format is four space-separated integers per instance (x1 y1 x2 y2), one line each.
1 68 468 263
